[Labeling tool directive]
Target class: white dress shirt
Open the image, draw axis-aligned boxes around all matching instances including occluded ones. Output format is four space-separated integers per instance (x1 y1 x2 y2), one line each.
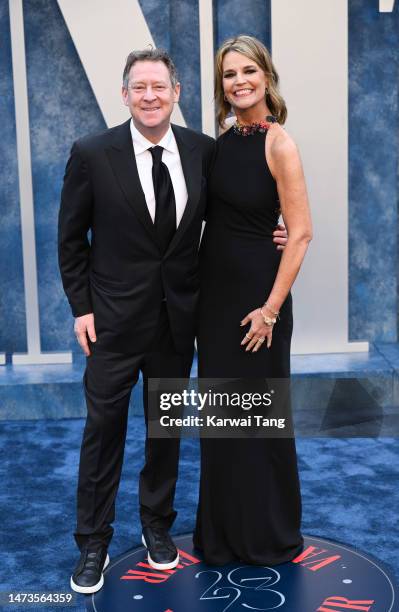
130 119 188 228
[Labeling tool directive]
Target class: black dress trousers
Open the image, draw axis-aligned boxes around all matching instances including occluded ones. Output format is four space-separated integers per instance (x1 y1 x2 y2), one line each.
74 304 193 551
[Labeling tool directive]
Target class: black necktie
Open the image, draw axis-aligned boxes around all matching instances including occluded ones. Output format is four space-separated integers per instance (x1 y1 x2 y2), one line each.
149 146 176 254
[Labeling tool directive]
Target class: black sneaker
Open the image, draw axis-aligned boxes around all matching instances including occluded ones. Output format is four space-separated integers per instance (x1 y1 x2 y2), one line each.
70 545 110 594
142 527 179 570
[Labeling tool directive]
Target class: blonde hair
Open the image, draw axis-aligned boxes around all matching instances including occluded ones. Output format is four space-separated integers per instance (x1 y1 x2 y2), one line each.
214 35 287 128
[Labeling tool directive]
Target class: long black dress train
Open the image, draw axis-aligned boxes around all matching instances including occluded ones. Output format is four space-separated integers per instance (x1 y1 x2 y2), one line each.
194 124 304 565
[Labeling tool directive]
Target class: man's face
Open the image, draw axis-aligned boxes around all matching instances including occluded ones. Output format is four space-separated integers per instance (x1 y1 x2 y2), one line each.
122 60 180 134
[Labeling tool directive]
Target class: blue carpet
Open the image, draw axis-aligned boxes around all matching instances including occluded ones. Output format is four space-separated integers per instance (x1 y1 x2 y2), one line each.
1 417 398 611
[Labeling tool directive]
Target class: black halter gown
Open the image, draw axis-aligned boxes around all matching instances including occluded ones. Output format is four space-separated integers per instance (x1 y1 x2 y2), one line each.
193 124 304 565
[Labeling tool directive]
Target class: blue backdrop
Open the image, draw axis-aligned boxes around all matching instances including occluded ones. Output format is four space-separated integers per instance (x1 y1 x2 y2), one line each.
0 0 398 355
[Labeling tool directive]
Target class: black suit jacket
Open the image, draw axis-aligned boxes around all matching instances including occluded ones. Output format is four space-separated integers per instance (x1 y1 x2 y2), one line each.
58 119 215 354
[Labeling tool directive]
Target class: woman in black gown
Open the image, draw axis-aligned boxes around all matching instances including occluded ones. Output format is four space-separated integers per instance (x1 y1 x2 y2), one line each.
194 35 313 566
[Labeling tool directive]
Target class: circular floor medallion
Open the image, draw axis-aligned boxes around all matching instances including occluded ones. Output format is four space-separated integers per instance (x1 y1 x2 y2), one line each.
86 534 397 612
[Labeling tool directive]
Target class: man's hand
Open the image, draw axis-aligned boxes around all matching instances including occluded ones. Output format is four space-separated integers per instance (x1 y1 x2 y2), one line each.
273 223 288 250
74 313 96 356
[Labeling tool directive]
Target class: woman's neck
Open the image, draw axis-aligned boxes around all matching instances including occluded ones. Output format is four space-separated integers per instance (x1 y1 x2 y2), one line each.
234 104 272 126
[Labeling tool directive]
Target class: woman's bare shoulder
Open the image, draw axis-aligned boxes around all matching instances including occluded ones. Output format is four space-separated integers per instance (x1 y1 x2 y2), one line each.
269 124 299 160
266 124 303 179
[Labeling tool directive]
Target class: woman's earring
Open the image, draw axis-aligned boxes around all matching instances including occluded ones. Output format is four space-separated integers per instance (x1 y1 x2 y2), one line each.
224 93 228 102
265 87 269 95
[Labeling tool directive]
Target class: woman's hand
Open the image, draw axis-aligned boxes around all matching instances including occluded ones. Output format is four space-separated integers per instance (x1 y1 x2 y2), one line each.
273 223 288 250
240 309 274 352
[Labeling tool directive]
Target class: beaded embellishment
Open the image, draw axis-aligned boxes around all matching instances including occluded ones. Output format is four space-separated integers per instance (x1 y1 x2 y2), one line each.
233 115 277 136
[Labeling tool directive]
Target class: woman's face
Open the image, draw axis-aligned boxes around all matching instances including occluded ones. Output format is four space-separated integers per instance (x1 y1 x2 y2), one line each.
222 51 268 115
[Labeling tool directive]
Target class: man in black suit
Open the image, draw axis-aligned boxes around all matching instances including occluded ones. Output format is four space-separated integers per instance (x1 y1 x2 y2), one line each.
59 48 288 594
59 48 214 594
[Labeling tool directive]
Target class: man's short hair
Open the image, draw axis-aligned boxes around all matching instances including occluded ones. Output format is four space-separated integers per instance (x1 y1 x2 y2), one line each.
123 48 178 88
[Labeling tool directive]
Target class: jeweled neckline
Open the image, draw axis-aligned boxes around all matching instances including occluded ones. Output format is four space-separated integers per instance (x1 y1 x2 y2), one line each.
233 115 277 136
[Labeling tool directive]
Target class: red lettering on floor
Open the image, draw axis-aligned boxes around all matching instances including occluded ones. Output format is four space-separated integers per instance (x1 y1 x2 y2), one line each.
135 561 176 574
292 545 341 570
120 548 201 583
177 548 201 565
120 569 169 583
317 595 375 611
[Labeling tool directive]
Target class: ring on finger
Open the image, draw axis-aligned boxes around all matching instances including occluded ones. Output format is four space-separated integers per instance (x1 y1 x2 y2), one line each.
245 333 252 340
256 337 265 344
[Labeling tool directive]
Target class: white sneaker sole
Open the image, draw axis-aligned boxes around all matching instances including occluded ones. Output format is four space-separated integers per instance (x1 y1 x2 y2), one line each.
70 553 110 594
141 534 179 570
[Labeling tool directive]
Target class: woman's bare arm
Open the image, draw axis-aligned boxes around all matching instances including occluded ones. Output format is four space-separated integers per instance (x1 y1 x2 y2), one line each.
265 125 313 312
240 126 312 351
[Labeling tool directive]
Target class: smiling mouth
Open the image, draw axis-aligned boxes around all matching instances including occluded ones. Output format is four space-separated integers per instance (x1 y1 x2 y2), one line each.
234 89 254 97
142 107 161 112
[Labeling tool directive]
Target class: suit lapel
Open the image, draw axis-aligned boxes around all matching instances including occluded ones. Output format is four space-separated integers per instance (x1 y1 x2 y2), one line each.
105 121 202 255
165 124 202 256
105 119 159 247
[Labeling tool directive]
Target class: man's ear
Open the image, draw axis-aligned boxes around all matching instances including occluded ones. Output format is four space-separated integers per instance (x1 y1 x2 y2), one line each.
122 87 128 106
173 82 181 103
